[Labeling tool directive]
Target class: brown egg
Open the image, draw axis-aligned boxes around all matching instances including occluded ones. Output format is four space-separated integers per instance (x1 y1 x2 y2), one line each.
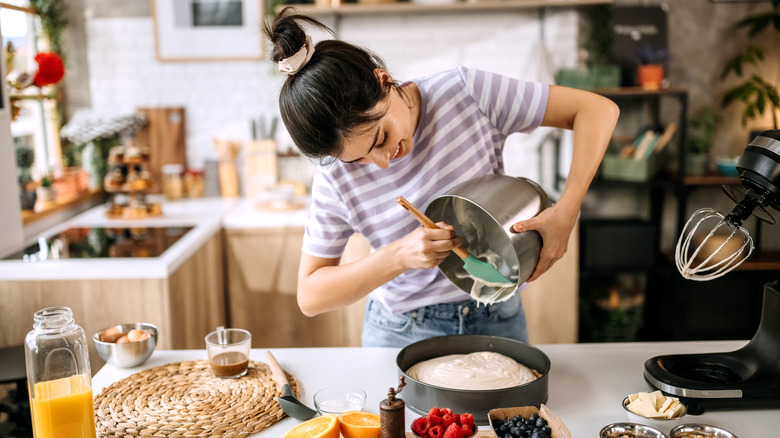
100 326 123 343
116 335 130 343
127 329 150 342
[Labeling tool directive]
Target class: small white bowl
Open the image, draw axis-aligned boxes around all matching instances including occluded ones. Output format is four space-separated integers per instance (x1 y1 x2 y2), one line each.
623 396 687 431
313 385 366 415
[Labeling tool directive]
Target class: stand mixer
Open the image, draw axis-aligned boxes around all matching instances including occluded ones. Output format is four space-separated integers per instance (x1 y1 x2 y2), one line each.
645 129 780 413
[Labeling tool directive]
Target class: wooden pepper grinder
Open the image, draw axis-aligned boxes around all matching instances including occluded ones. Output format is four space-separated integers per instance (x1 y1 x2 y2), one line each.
380 376 407 438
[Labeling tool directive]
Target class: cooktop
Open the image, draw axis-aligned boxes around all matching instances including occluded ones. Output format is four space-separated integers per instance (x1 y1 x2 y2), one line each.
5 226 193 261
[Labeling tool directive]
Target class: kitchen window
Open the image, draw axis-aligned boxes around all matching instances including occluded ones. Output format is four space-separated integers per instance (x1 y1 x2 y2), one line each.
2 1 88 223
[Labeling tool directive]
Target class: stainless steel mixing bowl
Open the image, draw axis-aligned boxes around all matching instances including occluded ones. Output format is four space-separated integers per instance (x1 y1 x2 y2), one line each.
93 323 158 368
425 175 551 298
600 422 667 438
396 335 550 425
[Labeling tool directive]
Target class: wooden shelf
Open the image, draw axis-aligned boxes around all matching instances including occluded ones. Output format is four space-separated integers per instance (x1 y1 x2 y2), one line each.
682 174 741 186
281 0 612 16
593 86 688 99
21 190 104 226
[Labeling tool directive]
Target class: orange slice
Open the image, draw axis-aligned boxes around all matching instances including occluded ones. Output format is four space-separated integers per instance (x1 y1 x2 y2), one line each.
337 411 381 438
283 414 340 438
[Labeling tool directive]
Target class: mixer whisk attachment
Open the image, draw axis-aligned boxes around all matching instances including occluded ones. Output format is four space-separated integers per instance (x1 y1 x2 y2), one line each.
675 208 754 281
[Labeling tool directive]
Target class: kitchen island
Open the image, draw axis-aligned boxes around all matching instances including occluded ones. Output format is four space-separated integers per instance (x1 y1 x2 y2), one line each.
0 197 237 371
92 340 778 437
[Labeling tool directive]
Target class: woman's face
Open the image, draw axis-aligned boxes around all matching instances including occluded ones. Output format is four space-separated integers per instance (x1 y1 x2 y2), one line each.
338 71 419 169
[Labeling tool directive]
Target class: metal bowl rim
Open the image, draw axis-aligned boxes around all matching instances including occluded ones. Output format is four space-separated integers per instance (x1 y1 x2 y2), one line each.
599 422 667 437
93 322 159 345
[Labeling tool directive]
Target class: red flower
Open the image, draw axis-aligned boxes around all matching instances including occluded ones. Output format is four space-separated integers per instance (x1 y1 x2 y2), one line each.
32 52 65 87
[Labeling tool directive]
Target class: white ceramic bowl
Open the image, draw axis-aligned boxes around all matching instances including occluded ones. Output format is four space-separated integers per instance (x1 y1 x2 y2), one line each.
313 385 366 415
623 396 687 432
93 323 158 368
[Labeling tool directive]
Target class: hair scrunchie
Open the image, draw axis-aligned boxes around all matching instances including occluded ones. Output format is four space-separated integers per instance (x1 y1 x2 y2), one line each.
278 35 315 75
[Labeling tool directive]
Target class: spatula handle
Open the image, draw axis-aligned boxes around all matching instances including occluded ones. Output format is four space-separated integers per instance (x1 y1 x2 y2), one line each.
265 350 290 389
397 196 469 259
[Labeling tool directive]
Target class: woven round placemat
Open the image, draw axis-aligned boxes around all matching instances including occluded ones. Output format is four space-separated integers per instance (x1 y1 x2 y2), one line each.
94 360 301 437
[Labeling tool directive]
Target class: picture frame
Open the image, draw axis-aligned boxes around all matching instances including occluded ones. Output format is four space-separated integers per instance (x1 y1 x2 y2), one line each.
151 0 264 62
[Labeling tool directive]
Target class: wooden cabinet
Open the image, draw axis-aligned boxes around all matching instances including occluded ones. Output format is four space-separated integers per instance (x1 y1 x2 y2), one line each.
224 229 368 348
224 224 577 346
0 232 227 373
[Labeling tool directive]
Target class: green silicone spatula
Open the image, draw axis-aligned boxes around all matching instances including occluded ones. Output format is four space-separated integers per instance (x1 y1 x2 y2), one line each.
397 196 513 285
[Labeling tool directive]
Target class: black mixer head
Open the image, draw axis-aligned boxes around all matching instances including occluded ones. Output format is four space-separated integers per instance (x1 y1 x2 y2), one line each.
723 130 780 227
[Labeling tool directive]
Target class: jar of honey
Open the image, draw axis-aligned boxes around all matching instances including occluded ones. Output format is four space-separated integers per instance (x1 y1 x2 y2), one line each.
162 164 184 200
184 169 205 198
24 306 97 438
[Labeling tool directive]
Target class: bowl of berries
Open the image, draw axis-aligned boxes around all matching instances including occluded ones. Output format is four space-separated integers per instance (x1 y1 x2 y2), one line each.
411 407 478 438
488 405 570 438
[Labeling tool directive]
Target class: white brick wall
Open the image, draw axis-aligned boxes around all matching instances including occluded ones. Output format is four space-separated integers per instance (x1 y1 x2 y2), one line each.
85 10 579 184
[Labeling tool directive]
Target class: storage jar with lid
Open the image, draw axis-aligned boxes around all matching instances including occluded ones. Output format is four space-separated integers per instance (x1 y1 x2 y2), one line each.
162 163 184 200
24 306 97 438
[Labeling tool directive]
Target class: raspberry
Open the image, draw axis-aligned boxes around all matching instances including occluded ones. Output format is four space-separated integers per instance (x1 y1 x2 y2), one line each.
440 408 453 416
411 417 430 436
428 415 443 426
441 414 456 429
429 407 442 417
452 414 460 425
461 424 473 437
428 425 444 438
460 413 474 427
443 422 464 438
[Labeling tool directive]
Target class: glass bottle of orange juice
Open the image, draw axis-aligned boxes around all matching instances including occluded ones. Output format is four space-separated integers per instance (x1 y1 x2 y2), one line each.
24 306 97 438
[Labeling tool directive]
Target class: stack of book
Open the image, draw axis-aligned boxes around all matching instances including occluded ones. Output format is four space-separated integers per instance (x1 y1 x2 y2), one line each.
601 123 677 182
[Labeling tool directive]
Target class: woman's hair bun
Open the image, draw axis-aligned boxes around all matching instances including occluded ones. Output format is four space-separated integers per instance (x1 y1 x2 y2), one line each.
263 7 332 63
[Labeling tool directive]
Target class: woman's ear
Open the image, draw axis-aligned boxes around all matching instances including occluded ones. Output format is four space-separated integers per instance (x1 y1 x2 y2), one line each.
373 68 393 85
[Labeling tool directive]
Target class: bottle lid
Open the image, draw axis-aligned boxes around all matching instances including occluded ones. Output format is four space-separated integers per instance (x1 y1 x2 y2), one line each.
162 164 184 174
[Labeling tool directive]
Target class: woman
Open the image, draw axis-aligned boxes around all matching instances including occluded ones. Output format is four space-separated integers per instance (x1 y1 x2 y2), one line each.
263 8 619 347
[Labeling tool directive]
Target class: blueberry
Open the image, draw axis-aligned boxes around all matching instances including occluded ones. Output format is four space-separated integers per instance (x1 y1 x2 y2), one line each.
528 413 538 422
535 417 546 428
530 431 541 438
541 425 551 435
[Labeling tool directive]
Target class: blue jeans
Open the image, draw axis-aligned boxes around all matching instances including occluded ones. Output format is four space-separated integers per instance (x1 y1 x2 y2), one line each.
361 293 528 347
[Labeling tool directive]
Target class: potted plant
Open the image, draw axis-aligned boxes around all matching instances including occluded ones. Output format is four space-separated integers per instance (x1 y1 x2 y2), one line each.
15 141 37 210
36 172 57 203
719 0 780 130
635 46 669 90
685 107 721 176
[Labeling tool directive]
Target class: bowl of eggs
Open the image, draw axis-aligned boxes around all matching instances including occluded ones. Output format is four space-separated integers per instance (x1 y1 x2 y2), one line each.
93 323 158 368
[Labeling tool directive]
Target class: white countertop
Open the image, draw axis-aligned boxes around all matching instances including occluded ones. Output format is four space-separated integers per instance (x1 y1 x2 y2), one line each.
221 196 310 229
0 197 238 280
92 341 779 437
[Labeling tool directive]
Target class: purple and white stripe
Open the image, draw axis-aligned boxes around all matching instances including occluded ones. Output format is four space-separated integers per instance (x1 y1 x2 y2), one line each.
303 67 548 314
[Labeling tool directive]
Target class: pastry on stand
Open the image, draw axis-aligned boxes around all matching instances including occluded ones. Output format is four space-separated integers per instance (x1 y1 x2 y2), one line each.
104 142 161 219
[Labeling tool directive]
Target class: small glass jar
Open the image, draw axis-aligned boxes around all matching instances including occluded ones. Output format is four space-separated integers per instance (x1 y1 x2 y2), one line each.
162 164 184 200
24 306 97 438
184 169 205 198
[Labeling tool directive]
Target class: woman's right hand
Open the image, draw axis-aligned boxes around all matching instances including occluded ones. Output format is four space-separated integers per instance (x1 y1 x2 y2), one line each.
397 222 462 270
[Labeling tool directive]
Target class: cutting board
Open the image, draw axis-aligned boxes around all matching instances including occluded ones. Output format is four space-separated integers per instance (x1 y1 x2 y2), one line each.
135 107 187 193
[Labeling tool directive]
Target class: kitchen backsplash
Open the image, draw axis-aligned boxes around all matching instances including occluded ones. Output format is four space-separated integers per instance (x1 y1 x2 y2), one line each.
85 10 579 193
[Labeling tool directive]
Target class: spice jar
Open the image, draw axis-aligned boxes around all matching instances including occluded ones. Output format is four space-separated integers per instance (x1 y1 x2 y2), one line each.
184 169 205 198
24 306 97 438
162 164 184 200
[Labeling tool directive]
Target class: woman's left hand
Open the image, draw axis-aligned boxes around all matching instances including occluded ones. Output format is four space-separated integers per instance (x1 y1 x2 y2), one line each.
510 204 576 282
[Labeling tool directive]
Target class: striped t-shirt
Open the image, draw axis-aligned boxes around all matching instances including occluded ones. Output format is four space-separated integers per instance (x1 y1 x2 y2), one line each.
302 67 549 314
